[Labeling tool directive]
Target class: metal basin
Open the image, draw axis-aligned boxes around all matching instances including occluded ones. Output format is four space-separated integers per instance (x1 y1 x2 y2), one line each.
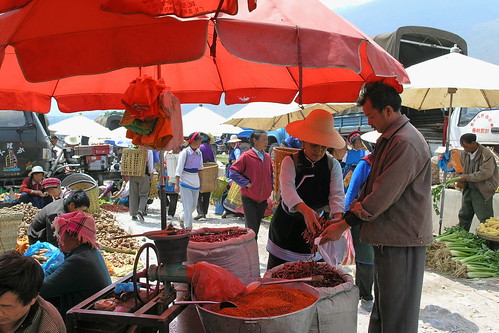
194 278 320 333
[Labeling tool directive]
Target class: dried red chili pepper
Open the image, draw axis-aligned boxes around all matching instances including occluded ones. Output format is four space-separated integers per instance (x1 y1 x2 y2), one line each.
271 261 345 288
190 230 248 243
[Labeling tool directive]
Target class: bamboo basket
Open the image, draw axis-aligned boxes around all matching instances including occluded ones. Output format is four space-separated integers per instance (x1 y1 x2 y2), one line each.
211 177 229 202
149 173 159 199
226 182 242 207
273 147 300 198
0 209 24 252
200 162 219 193
68 181 100 214
121 149 147 176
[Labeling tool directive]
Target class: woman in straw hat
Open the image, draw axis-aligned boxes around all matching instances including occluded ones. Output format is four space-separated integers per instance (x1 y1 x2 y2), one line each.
266 109 345 269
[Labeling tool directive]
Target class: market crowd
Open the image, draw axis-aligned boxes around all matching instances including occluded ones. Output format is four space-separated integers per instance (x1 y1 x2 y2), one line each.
2 80 497 333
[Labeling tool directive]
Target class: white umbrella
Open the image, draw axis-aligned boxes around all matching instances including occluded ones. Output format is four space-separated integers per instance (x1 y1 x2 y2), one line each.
401 51 499 110
49 114 112 138
182 105 242 136
401 48 499 233
224 102 355 131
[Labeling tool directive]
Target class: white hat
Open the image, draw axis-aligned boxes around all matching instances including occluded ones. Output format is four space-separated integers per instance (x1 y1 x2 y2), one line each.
64 135 81 145
227 134 241 143
360 131 382 144
28 165 47 177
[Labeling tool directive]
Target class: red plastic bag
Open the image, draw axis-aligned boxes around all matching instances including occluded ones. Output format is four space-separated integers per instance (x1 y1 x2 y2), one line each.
187 261 246 301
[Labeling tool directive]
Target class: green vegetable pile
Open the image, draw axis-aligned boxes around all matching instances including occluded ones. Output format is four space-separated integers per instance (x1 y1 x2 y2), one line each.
431 226 499 278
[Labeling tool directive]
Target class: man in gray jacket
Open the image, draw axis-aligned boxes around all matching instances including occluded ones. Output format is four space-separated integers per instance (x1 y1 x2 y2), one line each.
320 81 433 333
457 133 499 231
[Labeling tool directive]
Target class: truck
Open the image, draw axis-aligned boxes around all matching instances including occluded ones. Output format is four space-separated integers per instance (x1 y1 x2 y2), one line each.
334 26 499 153
0 110 52 187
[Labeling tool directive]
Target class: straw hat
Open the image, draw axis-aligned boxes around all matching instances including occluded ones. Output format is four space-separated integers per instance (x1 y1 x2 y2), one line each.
64 135 81 145
227 134 241 143
28 165 47 176
286 109 344 149
360 130 381 144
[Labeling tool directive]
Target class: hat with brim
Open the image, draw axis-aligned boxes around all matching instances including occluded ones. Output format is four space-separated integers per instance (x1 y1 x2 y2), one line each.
42 177 61 189
28 165 47 177
64 135 81 145
227 134 241 143
286 109 345 149
360 131 381 144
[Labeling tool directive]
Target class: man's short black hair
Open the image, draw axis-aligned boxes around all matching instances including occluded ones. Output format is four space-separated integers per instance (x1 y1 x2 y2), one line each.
250 130 267 147
50 135 59 140
460 133 477 145
0 251 44 305
65 189 90 209
357 81 402 113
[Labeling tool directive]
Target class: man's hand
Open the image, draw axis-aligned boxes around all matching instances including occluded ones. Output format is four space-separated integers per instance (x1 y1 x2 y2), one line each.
319 220 350 244
246 182 252 188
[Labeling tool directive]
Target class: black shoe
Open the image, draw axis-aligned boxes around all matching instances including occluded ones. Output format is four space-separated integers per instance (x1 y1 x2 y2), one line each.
137 212 145 222
194 214 205 220
131 216 138 221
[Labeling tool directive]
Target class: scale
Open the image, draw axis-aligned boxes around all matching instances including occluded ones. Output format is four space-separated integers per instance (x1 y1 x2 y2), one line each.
66 231 199 333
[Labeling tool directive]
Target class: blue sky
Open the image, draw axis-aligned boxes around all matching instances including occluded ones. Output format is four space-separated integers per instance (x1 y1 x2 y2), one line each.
49 0 499 121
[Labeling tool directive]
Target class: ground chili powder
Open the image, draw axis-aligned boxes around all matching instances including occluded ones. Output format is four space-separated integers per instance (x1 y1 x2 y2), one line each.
213 285 316 318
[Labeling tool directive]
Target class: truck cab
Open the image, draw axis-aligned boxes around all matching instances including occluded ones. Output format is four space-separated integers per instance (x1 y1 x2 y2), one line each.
448 107 499 152
0 110 52 187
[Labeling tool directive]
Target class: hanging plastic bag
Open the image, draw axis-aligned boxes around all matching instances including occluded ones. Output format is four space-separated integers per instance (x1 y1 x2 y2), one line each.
437 151 455 172
315 229 355 267
24 241 65 276
450 149 464 173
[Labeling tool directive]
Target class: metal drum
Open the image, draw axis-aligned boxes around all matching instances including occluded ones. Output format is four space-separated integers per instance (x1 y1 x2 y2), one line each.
195 279 320 333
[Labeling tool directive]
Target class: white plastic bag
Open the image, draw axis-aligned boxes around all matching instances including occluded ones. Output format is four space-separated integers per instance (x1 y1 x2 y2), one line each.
315 229 355 267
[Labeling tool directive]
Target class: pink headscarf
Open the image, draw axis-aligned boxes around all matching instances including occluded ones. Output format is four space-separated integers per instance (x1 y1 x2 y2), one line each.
53 211 99 249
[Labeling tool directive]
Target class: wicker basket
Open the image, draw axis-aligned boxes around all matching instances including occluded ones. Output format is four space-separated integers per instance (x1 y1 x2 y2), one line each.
226 182 242 207
121 149 147 176
68 181 100 214
200 162 219 193
273 147 300 198
0 209 24 253
476 230 499 243
211 177 229 202
149 174 159 199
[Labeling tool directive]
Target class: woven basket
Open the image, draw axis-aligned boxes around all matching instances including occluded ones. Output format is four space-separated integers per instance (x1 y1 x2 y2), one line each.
149 174 159 199
226 182 242 207
273 147 300 198
121 149 147 176
0 209 24 253
68 181 100 214
476 230 499 243
200 162 219 193
211 177 229 202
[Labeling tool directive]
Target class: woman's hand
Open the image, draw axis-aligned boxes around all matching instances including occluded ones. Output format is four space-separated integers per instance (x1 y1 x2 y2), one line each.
174 183 180 194
295 203 321 234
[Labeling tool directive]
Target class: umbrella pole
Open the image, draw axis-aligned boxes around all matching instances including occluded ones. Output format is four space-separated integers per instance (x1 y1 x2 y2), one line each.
159 151 167 229
438 88 457 235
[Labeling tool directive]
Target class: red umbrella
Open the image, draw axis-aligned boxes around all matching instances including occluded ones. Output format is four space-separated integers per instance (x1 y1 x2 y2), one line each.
0 0 408 113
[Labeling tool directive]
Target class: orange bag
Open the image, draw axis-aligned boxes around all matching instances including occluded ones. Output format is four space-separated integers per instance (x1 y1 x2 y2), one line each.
449 149 464 173
122 76 164 121
187 261 247 301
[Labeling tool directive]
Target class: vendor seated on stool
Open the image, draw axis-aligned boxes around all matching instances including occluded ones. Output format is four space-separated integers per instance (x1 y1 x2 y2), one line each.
17 166 51 209
40 211 111 320
0 251 66 333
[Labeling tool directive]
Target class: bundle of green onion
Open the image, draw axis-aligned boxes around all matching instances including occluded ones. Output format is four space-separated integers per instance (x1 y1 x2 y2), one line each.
435 226 499 278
